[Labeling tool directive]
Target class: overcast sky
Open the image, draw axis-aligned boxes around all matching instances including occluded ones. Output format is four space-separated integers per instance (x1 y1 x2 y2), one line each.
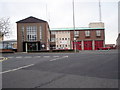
0 0 119 44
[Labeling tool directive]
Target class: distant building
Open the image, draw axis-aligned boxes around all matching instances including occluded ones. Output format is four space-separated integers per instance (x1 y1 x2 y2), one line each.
0 39 17 53
50 22 105 50
2 39 17 49
16 16 50 52
116 33 120 49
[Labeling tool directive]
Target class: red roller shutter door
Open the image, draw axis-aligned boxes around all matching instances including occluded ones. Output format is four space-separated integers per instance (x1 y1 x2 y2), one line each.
73 41 82 50
84 41 92 50
95 41 104 50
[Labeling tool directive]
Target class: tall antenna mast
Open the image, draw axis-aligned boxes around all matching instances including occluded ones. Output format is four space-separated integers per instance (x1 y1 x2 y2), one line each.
45 1 50 23
99 0 102 22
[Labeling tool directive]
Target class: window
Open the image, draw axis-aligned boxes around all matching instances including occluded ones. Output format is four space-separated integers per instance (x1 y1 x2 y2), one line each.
62 38 64 40
74 31 79 35
74 31 79 37
51 38 55 42
85 31 90 37
51 31 55 35
26 26 37 41
65 38 67 40
96 30 101 36
21 26 24 41
40 26 42 40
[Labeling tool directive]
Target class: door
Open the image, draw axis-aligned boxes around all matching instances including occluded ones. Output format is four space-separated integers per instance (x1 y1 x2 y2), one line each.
95 41 103 50
27 43 38 51
84 41 92 50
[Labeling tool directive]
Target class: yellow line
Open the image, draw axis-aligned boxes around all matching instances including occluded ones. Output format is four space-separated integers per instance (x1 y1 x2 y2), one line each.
0 57 8 62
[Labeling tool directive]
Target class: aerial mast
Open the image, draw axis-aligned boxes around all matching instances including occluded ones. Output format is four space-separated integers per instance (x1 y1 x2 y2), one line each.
99 0 102 22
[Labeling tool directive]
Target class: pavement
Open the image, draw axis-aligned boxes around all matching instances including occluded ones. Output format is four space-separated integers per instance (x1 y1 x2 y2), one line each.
1 50 119 88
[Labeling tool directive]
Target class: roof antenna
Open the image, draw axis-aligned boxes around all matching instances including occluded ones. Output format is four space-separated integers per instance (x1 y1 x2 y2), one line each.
45 1 50 23
99 0 102 22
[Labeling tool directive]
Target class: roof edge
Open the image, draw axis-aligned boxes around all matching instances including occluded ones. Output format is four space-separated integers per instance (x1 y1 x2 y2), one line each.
50 27 105 31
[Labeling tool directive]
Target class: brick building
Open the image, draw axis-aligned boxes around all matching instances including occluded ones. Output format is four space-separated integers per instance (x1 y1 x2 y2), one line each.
50 22 105 50
116 33 120 49
16 16 50 52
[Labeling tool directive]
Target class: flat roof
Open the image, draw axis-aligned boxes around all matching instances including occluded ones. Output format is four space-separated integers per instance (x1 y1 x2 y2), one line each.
50 27 104 31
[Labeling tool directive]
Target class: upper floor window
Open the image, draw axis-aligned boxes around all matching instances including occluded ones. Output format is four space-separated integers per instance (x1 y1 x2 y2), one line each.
74 31 79 35
26 26 37 41
40 26 42 40
96 30 101 36
51 38 55 42
74 31 79 37
85 31 90 37
51 31 55 35
21 26 24 41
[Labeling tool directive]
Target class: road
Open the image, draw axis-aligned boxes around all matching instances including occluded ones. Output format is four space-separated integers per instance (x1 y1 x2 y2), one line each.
1 50 118 88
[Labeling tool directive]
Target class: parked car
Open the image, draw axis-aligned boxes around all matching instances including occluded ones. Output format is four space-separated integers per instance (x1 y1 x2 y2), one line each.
98 47 111 50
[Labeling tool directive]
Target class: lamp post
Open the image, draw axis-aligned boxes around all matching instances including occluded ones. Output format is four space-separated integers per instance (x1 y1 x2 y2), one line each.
73 0 77 53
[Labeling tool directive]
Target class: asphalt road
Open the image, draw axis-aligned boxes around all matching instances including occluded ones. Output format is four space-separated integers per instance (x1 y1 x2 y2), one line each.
1 50 118 88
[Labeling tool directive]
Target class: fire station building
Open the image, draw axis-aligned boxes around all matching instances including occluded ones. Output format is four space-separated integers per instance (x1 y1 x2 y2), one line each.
50 22 105 50
17 16 50 52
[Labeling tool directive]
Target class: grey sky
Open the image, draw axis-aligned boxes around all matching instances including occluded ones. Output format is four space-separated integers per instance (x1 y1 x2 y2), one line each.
0 0 119 44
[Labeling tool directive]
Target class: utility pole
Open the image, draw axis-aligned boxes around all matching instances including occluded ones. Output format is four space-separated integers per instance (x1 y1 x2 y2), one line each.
99 0 102 22
73 0 77 53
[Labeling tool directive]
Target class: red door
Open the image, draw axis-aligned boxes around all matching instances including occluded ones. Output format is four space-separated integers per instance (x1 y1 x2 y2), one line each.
95 41 104 50
84 41 92 50
73 41 82 50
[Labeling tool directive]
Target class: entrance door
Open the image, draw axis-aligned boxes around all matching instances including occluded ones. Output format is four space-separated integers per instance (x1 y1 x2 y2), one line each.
84 41 92 50
95 41 103 50
27 43 38 51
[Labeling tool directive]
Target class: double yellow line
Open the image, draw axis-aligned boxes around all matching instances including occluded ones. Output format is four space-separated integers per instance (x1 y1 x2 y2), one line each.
0 57 8 62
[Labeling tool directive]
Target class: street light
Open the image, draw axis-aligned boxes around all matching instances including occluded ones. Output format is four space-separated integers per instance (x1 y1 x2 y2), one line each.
73 0 77 53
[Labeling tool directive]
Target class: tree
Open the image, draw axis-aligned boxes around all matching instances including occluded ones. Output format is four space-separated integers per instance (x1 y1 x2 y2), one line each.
0 17 11 39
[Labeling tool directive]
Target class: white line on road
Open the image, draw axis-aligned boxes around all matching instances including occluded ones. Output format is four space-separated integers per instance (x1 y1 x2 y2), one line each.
16 56 22 58
44 56 50 58
7 57 13 58
53 56 59 58
24 56 32 58
50 56 68 61
0 64 34 74
34 56 41 58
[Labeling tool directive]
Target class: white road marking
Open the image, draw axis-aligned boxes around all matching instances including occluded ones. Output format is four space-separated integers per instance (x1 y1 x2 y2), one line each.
50 56 68 61
44 56 50 58
0 64 34 74
24 56 32 58
16 56 22 58
53 56 59 58
34 56 41 58
7 57 13 58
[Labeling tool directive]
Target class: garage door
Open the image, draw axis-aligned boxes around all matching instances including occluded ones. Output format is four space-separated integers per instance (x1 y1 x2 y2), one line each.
95 41 104 50
84 41 92 50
